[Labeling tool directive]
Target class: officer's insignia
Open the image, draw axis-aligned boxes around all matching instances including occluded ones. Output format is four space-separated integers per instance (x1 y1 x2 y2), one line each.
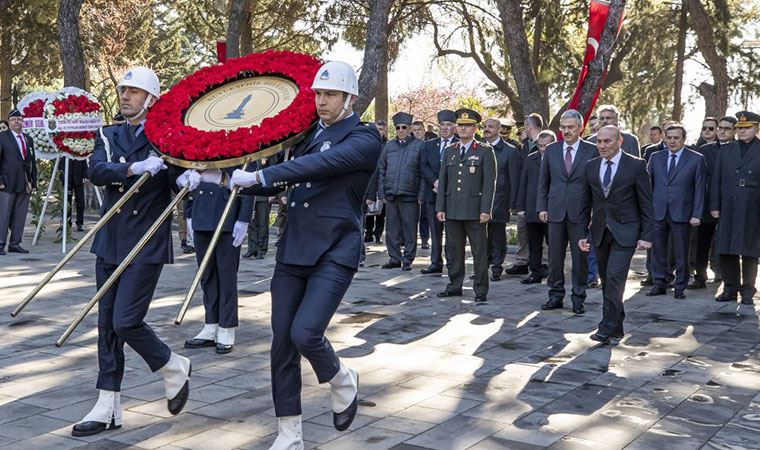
740 115 747 122
320 141 331 152
319 70 330 80
462 113 469 120
470 166 476 174
124 71 133 80
119 156 126 163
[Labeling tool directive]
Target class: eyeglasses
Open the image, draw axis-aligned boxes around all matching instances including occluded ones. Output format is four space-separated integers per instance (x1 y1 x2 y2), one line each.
702 126 715 131
395 125 408 130
717 126 734 131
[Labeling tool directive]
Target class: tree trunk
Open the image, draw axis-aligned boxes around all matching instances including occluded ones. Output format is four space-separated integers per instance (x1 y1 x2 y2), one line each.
58 0 87 89
574 0 626 119
374 56 389 124
683 0 729 117
0 8 12 118
354 0 394 117
672 3 687 121
226 0 247 58
495 0 549 120
239 0 253 55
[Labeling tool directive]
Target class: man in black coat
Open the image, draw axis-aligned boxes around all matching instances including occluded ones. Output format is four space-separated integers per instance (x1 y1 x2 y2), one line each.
710 111 760 305
0 109 36 254
58 158 88 231
579 125 654 344
482 117 521 280
537 110 599 314
420 110 457 274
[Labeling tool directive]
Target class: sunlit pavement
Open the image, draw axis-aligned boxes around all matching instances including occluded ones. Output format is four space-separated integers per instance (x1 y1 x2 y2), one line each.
1 221 759 449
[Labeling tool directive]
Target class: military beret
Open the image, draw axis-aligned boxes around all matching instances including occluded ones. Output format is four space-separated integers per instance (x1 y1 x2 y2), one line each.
436 110 456 124
735 111 760 128
455 108 481 125
8 109 22 119
392 112 413 126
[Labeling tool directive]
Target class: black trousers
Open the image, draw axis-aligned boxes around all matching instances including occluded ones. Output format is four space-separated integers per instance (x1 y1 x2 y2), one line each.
652 217 691 291
419 202 430 244
693 222 718 282
527 221 549 277
270 261 354 416
385 199 419 265
195 230 241 328
64 184 85 226
547 219 588 304
0 191 29 248
445 219 488 296
247 200 271 255
487 221 507 275
364 207 385 240
595 229 635 337
426 200 444 268
719 255 758 298
96 258 171 391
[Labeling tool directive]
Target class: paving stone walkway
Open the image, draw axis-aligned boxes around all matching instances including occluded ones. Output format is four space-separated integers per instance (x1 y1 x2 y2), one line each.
1 221 759 449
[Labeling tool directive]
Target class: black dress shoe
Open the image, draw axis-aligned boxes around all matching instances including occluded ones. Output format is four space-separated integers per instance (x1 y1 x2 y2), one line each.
184 338 216 349
421 266 443 274
521 276 542 285
674 291 686 299
8 246 28 254
242 250 256 258
715 292 737 302
741 296 755 305
421 244 430 249
381 262 401 269
167 364 191 415
687 281 707 289
333 374 358 431
401 264 412 271
505 264 529 275
572 304 585 314
71 417 121 437
215 343 234 354
254 254 265 260
475 295 487 303
640 276 653 286
364 235 373 243
76 224 85 232
646 287 667 296
590 332 611 344
374 237 382 244
437 289 462 298
490 274 501 282
541 300 563 310
587 280 600 289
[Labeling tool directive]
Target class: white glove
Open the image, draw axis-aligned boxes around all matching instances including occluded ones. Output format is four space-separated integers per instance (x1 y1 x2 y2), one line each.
230 169 258 188
199 169 222 185
232 221 247 247
130 156 167 176
186 218 193 237
176 169 202 190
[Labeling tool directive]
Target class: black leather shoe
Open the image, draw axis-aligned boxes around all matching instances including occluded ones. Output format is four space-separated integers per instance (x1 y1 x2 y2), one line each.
587 280 600 289
374 237 382 244
646 287 667 296
8 246 28 254
505 264 529 275
541 300 563 310
364 235 373 243
640 276 653 286
242 250 255 258
590 332 611 344
215 343 234 354
184 338 216 349
741 296 755 305
437 289 462 298
421 244 430 249
167 364 191 415
401 264 412 271
674 291 686 300
254 254 266 260
521 276 542 285
71 417 121 437
572 304 585 314
333 374 358 431
491 273 501 282
715 292 737 302
475 295 487 303
381 262 401 269
76 224 85 232
687 281 707 289
421 266 443 274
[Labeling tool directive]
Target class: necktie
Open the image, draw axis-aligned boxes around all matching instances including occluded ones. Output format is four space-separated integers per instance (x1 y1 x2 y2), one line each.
460 145 466 160
564 147 573 175
17 134 26 159
603 160 613 190
668 153 677 176
440 139 447 157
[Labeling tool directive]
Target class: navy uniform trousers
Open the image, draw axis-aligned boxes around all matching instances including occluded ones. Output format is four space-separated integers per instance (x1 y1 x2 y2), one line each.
96 258 171 391
194 231 241 328
270 260 355 416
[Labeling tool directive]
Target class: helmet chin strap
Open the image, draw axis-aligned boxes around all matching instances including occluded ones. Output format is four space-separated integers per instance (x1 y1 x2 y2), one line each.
125 94 154 122
334 94 354 123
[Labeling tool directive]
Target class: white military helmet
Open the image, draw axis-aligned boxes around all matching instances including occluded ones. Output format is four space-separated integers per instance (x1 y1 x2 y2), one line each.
117 67 161 99
311 61 358 97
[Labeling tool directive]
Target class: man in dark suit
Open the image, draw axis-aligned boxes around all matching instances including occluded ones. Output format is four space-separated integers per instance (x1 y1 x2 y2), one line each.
229 61 382 446
537 109 599 314
58 159 88 231
646 124 705 299
483 117 521 280
436 109 496 302
364 120 387 244
420 110 457 274
690 116 736 288
516 130 555 284
244 156 274 259
579 125 654 344
710 111 760 305
0 109 37 254
587 104 641 157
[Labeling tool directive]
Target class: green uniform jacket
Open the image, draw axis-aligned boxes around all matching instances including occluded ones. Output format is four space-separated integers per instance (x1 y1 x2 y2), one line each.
436 140 497 220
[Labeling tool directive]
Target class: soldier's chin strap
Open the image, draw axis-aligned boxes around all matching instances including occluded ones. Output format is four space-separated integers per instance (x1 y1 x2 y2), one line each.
335 94 355 123
124 94 154 122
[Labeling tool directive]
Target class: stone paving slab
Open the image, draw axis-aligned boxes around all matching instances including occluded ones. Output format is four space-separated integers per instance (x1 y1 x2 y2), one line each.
1 222 760 449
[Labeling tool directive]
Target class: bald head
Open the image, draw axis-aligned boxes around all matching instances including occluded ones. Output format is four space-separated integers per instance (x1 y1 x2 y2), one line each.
483 117 501 142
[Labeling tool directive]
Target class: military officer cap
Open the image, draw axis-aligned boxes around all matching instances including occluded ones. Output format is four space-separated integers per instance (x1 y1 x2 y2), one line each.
455 108 481 125
392 112 413 126
436 109 456 124
8 109 22 119
735 111 760 128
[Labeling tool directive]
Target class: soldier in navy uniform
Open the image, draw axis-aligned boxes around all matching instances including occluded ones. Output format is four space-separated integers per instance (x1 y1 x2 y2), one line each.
244 156 275 259
179 167 253 354
226 61 381 449
71 67 191 437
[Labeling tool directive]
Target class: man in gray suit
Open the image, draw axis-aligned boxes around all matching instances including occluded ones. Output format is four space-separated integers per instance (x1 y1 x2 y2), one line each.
579 126 654 344
537 110 598 314
647 124 705 299
588 105 641 157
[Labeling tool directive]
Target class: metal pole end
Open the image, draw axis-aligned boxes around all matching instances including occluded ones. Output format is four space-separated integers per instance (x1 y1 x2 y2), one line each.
174 319 182 325
9 311 17 318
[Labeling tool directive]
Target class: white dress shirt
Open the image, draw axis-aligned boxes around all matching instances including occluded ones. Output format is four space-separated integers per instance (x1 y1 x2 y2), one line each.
14 132 26 158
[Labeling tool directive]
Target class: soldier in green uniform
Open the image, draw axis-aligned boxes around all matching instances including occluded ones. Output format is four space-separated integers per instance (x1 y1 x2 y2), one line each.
435 109 497 302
